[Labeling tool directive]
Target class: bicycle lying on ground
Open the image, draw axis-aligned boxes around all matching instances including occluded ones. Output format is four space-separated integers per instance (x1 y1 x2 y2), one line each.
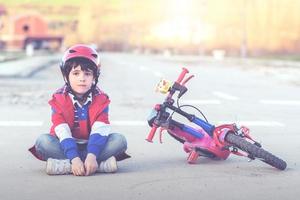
146 68 287 170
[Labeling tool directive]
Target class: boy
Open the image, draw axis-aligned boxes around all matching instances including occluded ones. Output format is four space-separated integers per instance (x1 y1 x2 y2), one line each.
29 44 129 176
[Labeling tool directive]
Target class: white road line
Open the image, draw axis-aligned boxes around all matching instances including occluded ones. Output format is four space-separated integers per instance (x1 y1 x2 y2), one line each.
218 121 285 127
0 120 285 128
260 100 300 105
139 66 164 78
213 91 239 100
112 120 285 127
139 66 149 71
0 121 44 127
181 99 222 105
111 120 147 126
153 71 164 77
0 120 148 127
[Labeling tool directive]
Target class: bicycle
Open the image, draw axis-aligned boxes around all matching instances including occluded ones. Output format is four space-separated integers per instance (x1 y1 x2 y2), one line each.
146 68 287 170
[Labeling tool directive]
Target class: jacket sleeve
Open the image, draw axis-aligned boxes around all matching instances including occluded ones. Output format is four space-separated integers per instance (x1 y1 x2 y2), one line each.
87 106 110 157
51 106 79 160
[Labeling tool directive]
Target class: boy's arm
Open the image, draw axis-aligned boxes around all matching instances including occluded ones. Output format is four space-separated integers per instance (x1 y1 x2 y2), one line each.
87 106 110 158
52 107 79 160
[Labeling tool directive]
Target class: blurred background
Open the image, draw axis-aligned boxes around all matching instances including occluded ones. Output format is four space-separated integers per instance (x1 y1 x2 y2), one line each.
0 0 300 59
0 2 300 198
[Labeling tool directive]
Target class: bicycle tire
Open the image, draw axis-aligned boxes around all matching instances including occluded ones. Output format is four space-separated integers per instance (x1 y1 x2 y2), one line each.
225 133 287 170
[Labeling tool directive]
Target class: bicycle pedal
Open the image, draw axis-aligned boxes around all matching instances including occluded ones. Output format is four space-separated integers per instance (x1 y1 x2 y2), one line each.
187 151 199 164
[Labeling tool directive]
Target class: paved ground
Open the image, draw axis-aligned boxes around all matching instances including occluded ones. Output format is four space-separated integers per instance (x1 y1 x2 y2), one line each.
0 53 299 200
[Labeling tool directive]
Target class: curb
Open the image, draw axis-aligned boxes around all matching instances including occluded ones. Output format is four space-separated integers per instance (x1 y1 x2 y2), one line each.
0 54 61 78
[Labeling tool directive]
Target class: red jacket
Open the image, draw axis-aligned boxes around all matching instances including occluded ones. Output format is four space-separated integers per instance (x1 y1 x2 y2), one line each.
29 86 110 161
49 87 110 139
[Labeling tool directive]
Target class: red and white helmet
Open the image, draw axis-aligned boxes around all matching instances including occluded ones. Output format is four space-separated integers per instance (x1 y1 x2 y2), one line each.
60 44 100 76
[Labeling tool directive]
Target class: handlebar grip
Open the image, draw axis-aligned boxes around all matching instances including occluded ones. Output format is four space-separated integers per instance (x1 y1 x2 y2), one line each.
176 68 189 84
146 124 158 142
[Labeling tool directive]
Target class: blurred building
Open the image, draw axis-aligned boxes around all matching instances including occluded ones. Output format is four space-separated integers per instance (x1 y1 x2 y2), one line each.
0 5 6 15
0 6 63 50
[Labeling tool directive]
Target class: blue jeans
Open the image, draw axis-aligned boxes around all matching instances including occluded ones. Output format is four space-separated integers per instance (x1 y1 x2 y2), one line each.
35 133 127 163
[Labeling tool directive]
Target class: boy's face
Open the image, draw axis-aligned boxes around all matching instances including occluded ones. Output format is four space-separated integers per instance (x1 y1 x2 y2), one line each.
68 65 95 97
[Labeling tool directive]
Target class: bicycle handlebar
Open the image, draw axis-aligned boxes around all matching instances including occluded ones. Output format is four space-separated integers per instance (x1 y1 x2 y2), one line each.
146 123 158 142
146 67 191 143
176 68 189 84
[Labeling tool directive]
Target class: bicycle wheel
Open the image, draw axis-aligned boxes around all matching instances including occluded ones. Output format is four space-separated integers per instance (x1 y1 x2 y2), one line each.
225 133 287 170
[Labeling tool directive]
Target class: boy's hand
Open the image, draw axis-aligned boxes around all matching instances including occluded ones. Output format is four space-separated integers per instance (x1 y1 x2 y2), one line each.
84 153 98 176
71 157 85 176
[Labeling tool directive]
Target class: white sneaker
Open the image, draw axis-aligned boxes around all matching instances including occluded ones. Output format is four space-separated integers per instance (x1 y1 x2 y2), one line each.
97 156 118 173
46 158 71 175
46 157 117 175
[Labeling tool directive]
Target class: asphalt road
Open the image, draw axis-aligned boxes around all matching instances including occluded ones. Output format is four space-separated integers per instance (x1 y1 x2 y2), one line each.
0 53 299 200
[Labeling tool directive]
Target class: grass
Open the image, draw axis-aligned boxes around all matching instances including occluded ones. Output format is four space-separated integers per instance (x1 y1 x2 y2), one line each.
0 50 26 62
